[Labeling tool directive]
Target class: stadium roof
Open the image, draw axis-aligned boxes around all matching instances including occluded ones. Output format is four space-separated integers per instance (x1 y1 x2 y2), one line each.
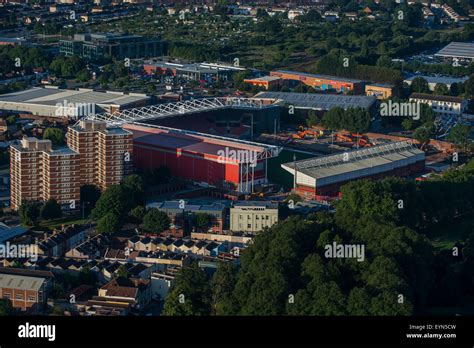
253 91 376 110
0 87 149 106
435 42 474 60
125 123 270 162
281 141 425 187
0 87 150 117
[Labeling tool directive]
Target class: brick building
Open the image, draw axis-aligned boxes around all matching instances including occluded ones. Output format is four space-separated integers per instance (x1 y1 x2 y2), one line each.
10 120 133 211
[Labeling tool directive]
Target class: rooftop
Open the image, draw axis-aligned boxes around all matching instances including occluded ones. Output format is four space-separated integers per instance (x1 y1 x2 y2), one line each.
404 75 468 85
0 87 150 108
0 273 46 291
282 141 425 182
271 70 364 84
435 42 474 59
409 93 464 103
125 123 266 159
254 91 376 110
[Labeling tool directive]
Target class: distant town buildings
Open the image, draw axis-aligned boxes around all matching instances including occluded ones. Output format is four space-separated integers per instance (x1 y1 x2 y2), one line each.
59 33 163 60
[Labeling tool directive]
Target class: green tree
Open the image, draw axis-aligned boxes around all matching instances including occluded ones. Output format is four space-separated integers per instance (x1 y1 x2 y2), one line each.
433 83 449 96
211 262 238 315
129 205 146 225
410 77 429 94
194 213 212 231
0 298 13 315
19 201 41 225
413 126 432 148
97 212 120 234
448 124 471 152
40 198 62 220
91 185 127 220
143 208 171 233
80 184 101 216
163 263 211 315
43 128 65 145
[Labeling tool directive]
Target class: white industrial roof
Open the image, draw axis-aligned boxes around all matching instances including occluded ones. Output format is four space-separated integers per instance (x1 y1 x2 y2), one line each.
435 42 474 59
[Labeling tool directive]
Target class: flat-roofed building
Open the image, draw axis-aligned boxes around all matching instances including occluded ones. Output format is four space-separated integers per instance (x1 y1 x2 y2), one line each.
365 84 395 99
270 70 365 94
244 76 283 90
435 42 474 62
67 120 134 190
10 120 132 210
0 87 150 119
404 75 468 91
59 33 163 60
409 93 467 116
281 141 425 200
10 138 80 211
230 201 279 233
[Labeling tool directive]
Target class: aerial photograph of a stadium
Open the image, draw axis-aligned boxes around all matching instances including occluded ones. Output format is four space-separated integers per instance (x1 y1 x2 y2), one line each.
0 0 473 346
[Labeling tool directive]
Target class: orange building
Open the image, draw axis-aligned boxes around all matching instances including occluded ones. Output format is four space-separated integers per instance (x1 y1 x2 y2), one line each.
270 70 365 94
365 84 395 99
243 76 283 90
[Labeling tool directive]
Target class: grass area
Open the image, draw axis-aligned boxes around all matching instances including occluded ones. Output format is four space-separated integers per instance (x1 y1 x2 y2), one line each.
34 216 89 231
428 217 473 251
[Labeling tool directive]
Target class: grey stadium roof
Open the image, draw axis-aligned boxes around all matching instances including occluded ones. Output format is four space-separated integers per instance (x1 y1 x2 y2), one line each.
0 87 150 117
435 42 474 60
253 91 376 110
281 141 425 187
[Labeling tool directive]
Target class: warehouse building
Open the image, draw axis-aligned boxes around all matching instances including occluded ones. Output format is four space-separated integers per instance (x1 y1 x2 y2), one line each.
281 141 425 200
243 76 284 90
409 93 467 116
253 91 376 111
269 70 365 94
435 42 474 62
124 123 278 193
404 75 468 91
0 87 150 119
143 61 245 83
